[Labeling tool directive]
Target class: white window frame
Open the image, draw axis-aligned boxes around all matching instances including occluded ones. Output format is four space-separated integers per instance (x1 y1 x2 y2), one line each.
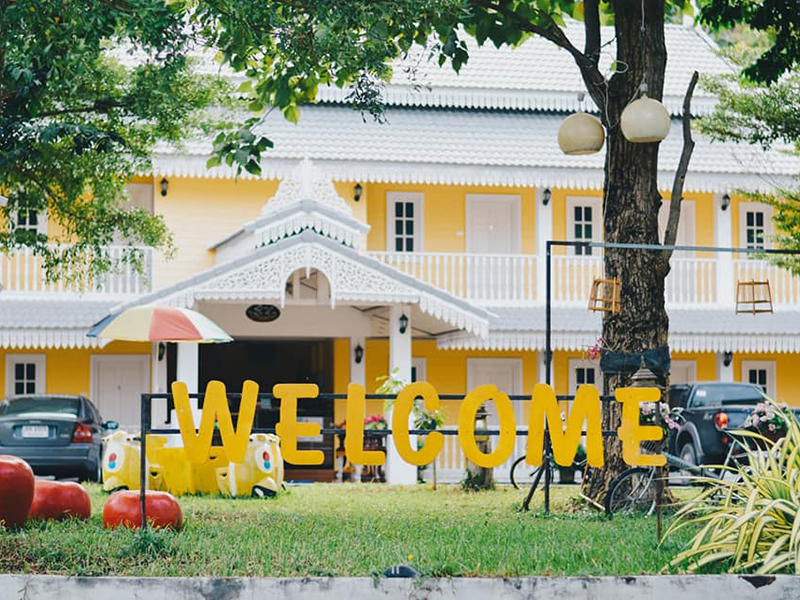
124 183 155 215
566 197 602 255
669 360 697 384
411 357 427 383
11 207 48 237
741 360 776 399
5 354 46 396
739 202 773 252
386 192 423 253
465 194 522 254
658 200 696 256
568 358 603 394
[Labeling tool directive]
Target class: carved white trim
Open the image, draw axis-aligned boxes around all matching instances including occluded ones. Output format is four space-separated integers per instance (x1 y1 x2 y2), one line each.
0 329 104 349
262 158 352 217
160 240 488 337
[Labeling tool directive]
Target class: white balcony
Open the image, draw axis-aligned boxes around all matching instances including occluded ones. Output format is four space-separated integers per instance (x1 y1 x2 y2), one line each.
371 251 800 308
0 245 153 296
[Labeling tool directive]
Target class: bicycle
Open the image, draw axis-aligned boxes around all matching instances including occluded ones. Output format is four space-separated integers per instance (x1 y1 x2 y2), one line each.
509 453 588 489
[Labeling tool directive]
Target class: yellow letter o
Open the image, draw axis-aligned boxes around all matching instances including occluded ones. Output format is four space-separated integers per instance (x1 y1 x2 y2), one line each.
458 384 515 468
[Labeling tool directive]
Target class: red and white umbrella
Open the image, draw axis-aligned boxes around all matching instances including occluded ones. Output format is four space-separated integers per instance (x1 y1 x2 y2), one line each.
87 305 232 343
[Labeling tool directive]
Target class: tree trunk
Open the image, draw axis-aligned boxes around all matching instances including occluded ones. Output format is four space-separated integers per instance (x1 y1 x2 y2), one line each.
581 0 670 503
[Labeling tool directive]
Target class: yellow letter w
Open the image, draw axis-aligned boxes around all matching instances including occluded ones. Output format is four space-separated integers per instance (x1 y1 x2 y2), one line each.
526 383 604 468
173 380 258 464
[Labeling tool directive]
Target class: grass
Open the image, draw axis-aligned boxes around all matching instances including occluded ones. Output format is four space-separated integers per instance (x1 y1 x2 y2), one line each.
0 483 704 577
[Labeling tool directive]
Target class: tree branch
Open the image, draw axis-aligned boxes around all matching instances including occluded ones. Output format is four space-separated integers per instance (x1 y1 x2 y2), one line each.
661 70 699 265
583 0 601 69
472 0 606 106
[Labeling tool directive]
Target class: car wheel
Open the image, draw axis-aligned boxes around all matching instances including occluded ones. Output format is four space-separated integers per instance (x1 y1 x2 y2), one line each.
82 460 102 483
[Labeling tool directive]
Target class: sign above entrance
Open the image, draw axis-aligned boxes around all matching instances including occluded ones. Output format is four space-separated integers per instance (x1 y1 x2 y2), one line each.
171 381 666 470
245 304 281 322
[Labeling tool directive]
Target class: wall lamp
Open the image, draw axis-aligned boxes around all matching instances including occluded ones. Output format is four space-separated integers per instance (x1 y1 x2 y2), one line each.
721 193 730 211
542 187 552 206
157 342 166 362
160 178 169 197
354 343 364 364
723 351 733 367
354 183 363 202
398 313 409 335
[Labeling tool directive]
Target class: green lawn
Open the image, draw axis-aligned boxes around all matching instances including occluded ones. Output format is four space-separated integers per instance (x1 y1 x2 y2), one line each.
0 484 702 577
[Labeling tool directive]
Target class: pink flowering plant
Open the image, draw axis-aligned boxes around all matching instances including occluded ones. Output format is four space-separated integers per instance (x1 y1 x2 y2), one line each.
742 401 791 436
583 336 618 360
363 415 388 431
640 402 680 436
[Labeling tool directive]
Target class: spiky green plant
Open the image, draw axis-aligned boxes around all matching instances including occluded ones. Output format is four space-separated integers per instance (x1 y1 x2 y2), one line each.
664 406 800 574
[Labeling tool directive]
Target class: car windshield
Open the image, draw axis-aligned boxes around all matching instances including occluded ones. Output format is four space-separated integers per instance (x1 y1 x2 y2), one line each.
691 385 765 408
0 397 81 417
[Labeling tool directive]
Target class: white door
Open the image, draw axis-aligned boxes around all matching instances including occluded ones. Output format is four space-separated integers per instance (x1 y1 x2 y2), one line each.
92 356 150 431
670 360 697 384
466 195 521 254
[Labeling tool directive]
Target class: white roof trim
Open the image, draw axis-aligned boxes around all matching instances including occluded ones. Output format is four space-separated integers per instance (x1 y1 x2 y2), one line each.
437 330 800 354
0 329 104 350
151 155 793 194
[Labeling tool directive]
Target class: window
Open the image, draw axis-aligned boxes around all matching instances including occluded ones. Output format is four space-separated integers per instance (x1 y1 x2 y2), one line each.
739 203 772 252
566 197 601 255
411 358 427 383
741 360 776 399
11 206 47 236
5 355 46 396
658 200 696 251
386 192 423 252
568 359 602 395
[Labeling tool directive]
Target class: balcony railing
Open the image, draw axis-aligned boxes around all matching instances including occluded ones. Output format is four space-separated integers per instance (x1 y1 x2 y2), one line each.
369 251 537 304
0 245 153 296
371 251 800 308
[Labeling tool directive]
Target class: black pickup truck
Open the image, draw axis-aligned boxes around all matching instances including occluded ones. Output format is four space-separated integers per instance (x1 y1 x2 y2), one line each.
666 382 795 466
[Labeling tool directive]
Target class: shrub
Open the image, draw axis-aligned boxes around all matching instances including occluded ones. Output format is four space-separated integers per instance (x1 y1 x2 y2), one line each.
664 405 800 574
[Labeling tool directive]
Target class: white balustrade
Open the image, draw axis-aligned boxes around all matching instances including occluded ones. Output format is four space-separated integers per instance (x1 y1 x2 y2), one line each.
0 245 153 295
733 258 800 306
369 251 537 304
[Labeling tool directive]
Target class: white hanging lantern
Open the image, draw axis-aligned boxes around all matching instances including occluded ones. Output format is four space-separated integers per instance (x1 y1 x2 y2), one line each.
557 112 605 155
620 94 671 143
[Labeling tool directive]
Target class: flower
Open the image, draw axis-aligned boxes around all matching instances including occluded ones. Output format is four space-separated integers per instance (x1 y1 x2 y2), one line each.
407 554 414 561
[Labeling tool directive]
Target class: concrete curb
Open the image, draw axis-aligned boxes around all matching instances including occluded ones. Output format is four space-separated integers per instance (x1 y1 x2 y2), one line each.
1 574 799 600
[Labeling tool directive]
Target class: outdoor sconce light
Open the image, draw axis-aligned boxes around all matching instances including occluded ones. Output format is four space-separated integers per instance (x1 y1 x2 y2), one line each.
557 112 605 155
157 342 166 362
620 85 671 144
723 351 733 367
542 188 552 206
398 313 409 334
354 343 364 364
160 178 169 197
721 193 731 211
354 183 363 202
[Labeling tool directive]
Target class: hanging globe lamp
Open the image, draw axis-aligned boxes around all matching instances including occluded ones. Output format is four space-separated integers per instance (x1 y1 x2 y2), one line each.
620 92 671 143
557 112 605 155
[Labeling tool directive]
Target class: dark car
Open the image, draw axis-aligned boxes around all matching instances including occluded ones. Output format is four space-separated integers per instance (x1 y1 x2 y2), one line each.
0 395 118 481
667 382 798 466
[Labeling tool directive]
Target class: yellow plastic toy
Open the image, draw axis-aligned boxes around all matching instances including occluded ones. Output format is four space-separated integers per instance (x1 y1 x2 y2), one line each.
101 431 164 492
216 433 284 497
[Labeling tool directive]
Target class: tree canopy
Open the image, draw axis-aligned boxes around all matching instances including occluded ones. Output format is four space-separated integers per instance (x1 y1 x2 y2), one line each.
0 0 224 282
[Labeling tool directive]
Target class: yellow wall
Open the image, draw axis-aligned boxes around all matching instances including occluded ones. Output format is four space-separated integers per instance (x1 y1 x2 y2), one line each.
0 341 151 398
734 353 800 406
364 182 536 254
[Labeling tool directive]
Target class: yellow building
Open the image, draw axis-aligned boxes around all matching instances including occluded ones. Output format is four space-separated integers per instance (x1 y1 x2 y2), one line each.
3 23 800 483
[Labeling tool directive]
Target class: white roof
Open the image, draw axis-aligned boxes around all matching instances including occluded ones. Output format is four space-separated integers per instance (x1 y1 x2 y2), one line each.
0 300 113 348
154 104 800 193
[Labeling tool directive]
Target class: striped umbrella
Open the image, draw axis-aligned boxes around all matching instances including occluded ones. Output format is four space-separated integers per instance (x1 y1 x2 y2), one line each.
87 305 232 343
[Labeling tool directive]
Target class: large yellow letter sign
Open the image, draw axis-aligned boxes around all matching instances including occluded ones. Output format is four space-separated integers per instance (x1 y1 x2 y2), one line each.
173 380 258 464
526 383 604 467
344 383 385 466
615 387 666 467
274 383 324 465
392 382 444 466
458 384 515 468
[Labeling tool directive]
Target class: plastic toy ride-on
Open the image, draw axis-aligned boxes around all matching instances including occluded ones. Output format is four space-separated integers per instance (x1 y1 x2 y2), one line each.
102 430 164 492
216 433 284 498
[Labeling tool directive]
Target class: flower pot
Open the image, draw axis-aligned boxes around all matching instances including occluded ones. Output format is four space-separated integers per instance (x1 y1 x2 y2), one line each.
558 467 576 484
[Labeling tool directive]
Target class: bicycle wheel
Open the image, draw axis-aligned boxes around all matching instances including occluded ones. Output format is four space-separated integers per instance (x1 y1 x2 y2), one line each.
510 456 541 489
605 467 658 516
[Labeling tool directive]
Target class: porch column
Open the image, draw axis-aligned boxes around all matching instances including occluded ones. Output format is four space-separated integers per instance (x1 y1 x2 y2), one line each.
715 192 735 308
386 304 416 484
151 342 168 394
350 337 366 386
535 186 553 303
176 342 199 392
717 352 734 382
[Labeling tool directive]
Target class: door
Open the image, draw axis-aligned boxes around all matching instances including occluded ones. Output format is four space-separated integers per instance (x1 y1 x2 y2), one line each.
466 195 521 299
91 356 150 431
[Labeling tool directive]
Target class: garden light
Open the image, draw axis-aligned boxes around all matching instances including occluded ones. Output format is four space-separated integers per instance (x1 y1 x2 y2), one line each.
557 112 605 155
620 88 670 143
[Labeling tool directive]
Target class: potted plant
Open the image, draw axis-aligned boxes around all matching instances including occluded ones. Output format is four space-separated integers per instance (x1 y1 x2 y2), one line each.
742 401 792 443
